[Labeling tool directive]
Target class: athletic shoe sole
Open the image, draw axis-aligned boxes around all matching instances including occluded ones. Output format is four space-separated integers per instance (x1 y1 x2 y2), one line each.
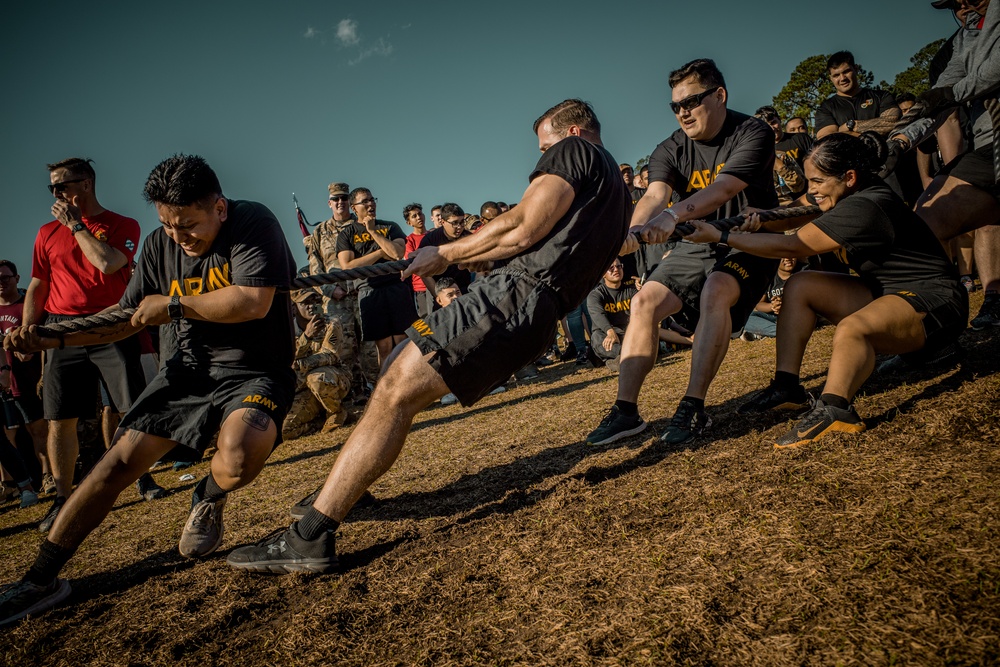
0 579 71 627
774 420 866 450
225 556 338 575
586 420 647 446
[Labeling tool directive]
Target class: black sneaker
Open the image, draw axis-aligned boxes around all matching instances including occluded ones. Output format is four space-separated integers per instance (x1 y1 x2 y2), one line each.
0 578 71 627
737 381 810 414
38 497 66 534
659 400 711 445
559 343 578 362
971 294 1000 330
226 524 338 574
774 399 866 449
290 488 378 521
585 405 647 446
136 473 168 501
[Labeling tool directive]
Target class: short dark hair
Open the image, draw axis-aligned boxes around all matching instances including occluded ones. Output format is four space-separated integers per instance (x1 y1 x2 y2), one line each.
431 204 443 213
143 155 222 208
0 259 16 276
638 164 648 175
754 105 780 123
533 98 601 135
827 50 856 72
496 201 508 209
480 201 500 217
897 92 917 104
403 203 423 218
440 202 465 219
668 59 726 91
47 157 96 187
349 187 373 204
435 277 459 292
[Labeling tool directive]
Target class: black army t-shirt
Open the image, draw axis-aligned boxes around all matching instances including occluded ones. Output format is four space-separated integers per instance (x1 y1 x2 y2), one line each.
775 132 814 171
814 88 898 132
121 199 296 372
648 110 778 221
418 226 473 292
335 220 407 289
587 282 638 337
811 182 958 296
501 136 631 311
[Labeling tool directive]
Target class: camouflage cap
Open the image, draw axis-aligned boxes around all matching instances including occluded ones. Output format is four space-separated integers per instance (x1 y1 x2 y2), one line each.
328 182 350 197
291 286 323 303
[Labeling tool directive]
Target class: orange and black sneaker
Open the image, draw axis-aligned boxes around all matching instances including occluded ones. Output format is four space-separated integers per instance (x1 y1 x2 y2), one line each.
774 399 865 449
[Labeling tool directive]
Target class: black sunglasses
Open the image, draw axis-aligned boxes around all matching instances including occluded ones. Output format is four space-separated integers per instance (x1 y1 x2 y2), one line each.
329 195 349 202
48 178 87 194
669 88 718 115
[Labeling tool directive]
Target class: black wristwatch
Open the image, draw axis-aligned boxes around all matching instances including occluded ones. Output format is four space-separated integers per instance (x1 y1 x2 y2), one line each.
718 229 731 247
71 222 87 235
168 295 184 320
846 119 856 131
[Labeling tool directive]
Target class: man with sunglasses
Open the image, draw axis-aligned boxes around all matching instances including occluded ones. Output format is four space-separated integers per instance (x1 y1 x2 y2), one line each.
335 188 416 370
305 183 368 399
586 58 779 447
23 158 149 531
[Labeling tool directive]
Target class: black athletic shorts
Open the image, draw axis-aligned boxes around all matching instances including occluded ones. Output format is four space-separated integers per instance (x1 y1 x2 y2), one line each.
2 391 43 429
42 317 146 420
118 364 296 453
880 281 969 359
358 281 419 342
646 241 779 334
943 145 1000 199
406 269 561 406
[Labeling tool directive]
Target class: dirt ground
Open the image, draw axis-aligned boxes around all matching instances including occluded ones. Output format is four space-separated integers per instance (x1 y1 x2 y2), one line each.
1 296 998 666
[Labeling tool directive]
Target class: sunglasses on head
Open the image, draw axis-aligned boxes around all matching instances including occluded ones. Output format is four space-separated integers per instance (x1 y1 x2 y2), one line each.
48 178 87 194
669 88 718 115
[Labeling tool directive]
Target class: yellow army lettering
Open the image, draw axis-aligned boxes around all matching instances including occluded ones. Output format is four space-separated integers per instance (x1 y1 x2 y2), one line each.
168 263 232 296
784 148 800 160
411 319 434 337
604 298 631 314
242 394 277 410
723 261 749 279
353 228 391 244
686 163 726 192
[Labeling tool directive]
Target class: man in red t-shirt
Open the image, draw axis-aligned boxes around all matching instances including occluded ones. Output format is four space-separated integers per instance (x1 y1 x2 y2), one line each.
403 203 432 318
23 158 153 532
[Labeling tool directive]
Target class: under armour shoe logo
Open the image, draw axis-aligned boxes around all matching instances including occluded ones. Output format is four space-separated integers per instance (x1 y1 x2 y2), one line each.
267 541 287 555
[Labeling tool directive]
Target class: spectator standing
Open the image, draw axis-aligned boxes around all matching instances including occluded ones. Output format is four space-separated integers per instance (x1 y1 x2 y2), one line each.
418 203 474 297
403 203 433 319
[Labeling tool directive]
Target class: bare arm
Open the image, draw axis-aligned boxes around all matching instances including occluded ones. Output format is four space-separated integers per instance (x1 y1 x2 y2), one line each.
52 200 127 274
174 285 276 323
22 278 49 327
637 174 750 245
338 249 386 269
853 107 902 136
682 220 841 259
815 124 840 139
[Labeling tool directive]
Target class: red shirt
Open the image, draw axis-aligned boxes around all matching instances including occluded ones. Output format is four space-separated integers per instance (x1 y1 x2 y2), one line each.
0 296 41 397
405 231 428 292
31 209 140 315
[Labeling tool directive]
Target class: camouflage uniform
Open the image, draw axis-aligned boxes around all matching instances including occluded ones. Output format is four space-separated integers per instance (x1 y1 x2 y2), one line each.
282 301 353 440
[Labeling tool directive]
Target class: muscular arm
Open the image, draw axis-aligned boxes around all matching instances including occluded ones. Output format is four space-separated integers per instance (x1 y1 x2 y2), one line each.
368 232 405 261
630 181 674 229
853 107 902 136
22 278 49 327
437 173 576 265
721 223 841 259
815 124 840 139
178 285 276 323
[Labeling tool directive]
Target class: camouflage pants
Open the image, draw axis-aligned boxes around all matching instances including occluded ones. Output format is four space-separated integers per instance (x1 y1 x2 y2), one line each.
322 291 365 391
282 365 352 440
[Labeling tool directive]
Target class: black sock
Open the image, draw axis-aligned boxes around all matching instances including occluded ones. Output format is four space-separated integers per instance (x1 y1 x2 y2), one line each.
614 400 638 417
681 396 705 411
25 540 76 586
296 508 340 541
774 370 800 390
820 393 850 410
192 473 227 507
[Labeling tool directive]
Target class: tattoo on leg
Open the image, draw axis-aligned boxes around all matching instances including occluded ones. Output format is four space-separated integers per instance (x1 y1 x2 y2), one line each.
242 408 271 432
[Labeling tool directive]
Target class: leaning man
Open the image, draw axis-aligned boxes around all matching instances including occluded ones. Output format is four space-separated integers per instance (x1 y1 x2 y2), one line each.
0 154 296 625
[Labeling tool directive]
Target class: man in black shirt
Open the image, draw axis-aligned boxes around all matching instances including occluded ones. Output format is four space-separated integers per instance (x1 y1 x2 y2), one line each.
335 188 416 370
586 258 637 371
586 58 779 447
226 98 630 574
815 51 900 139
0 155 297 625
418 202 474 297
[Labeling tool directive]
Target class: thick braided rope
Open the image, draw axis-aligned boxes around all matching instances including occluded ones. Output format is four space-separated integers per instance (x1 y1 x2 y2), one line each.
20 260 416 338
35 308 137 337
671 205 820 239
290 259 412 289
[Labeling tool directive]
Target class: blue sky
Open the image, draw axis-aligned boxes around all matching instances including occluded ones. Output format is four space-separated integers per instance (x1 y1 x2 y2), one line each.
1 1 949 283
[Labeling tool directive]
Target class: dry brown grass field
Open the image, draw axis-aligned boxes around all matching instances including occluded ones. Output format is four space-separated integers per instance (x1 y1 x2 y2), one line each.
2 295 998 666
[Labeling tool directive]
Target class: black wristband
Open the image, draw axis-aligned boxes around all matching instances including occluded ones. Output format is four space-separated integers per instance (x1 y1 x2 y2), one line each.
719 229 731 246
0 364 11 372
